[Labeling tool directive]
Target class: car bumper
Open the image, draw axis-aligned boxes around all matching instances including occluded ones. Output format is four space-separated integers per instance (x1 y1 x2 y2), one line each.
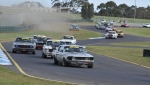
13 48 35 52
45 52 53 57
36 45 43 49
70 29 79 31
67 60 93 65
118 34 124 37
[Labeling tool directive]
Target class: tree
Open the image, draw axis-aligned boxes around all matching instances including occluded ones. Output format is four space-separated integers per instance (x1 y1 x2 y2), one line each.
136 7 146 19
97 3 106 10
81 2 94 19
51 0 88 7
105 1 117 16
118 3 129 17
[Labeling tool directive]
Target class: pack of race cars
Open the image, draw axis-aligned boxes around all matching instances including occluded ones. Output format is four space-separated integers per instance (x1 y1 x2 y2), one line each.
95 21 124 39
12 35 94 68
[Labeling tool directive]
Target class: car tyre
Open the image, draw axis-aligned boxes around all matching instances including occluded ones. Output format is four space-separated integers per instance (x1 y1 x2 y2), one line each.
42 52 47 58
12 49 16 53
32 51 35 55
54 57 59 64
62 58 69 67
87 63 93 68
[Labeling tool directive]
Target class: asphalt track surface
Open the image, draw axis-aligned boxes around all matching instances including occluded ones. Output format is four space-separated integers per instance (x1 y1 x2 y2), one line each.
2 26 150 85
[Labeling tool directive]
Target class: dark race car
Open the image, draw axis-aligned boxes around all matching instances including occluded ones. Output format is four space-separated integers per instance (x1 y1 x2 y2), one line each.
35 36 46 49
12 37 36 54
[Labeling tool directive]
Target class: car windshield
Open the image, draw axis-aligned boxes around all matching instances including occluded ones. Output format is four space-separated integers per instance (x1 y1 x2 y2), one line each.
46 41 52 46
16 38 32 43
117 30 123 33
52 41 60 47
33 36 37 39
72 25 78 27
64 46 85 52
109 32 116 34
60 41 66 45
37 37 45 41
63 36 73 39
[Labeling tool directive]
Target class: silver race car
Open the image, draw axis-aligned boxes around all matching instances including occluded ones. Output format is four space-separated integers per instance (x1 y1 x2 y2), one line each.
53 45 94 68
12 37 36 54
70 24 79 31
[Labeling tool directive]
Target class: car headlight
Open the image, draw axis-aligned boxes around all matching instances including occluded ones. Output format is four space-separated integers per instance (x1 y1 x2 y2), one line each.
30 45 33 48
14 45 18 48
67 56 73 60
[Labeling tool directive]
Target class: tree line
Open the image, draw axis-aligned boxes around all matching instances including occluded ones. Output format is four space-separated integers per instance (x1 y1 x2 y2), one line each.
51 0 150 19
96 1 150 19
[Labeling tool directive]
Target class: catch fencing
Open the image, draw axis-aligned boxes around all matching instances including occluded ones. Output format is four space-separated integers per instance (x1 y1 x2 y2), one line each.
0 13 24 26
0 25 35 32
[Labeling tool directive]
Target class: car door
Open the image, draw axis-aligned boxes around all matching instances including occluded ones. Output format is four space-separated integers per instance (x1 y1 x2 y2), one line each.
56 46 64 62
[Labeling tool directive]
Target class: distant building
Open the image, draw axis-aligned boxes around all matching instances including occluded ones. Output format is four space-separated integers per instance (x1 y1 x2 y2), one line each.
9 1 72 13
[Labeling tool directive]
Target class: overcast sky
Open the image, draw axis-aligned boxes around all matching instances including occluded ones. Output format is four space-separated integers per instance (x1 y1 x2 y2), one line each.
0 0 149 10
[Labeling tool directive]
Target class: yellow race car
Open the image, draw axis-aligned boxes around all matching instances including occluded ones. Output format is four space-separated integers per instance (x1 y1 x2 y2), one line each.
116 30 124 37
113 28 124 38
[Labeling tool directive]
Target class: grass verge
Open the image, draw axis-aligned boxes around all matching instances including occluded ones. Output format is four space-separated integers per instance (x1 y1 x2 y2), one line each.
0 22 103 41
86 46 150 67
119 28 150 38
0 66 72 85
111 41 150 47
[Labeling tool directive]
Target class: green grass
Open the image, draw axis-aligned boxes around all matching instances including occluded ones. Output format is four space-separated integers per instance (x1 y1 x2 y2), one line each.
1 7 150 85
0 66 72 85
92 15 150 23
111 41 150 47
0 22 102 41
86 46 150 67
119 28 150 38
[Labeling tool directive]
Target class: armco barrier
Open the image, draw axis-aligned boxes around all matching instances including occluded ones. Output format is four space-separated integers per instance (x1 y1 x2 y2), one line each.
0 24 34 32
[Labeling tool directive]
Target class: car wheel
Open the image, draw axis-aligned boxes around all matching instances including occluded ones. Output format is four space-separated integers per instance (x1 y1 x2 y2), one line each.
53 56 59 64
32 51 35 55
62 58 69 67
50 55 54 59
12 49 16 53
42 52 47 58
87 63 93 68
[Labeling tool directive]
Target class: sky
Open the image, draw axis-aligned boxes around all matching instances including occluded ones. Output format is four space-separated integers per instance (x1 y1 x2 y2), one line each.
0 0 149 10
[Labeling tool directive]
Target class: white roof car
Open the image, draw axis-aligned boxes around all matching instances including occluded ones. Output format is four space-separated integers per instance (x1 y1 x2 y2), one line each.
42 39 53 58
61 35 76 45
104 31 118 39
143 23 150 28
105 26 113 32
70 24 79 31
53 45 94 68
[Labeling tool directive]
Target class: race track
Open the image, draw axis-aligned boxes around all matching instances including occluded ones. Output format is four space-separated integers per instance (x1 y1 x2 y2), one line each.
2 26 150 85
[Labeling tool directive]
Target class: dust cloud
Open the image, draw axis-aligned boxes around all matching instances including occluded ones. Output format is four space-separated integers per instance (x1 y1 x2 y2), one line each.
23 10 75 32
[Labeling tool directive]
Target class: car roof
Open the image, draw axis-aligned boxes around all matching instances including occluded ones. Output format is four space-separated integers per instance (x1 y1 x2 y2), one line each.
60 45 85 47
108 31 116 33
64 35 73 37
17 37 32 38
71 24 78 25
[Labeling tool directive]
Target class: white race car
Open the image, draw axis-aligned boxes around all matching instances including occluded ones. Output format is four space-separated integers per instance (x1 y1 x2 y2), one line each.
105 26 113 32
53 45 94 68
104 31 118 39
61 35 76 45
143 23 150 28
42 39 53 58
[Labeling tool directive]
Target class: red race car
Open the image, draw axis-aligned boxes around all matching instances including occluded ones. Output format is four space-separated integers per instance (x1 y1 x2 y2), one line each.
121 23 129 27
